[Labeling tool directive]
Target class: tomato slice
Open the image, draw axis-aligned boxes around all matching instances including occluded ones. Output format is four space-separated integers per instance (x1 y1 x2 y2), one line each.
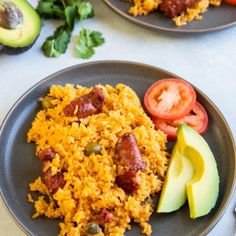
153 102 208 140
225 0 236 5
144 78 196 120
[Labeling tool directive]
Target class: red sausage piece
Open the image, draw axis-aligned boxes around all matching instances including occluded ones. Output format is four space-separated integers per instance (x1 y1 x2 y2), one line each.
116 170 141 194
38 147 56 162
116 133 146 172
42 170 65 194
63 87 105 119
97 208 113 225
160 0 199 18
39 147 65 194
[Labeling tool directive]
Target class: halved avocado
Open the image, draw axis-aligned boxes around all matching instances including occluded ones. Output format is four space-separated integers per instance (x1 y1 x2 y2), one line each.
0 0 41 54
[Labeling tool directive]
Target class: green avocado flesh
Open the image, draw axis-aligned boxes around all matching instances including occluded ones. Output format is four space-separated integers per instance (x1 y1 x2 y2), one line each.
157 124 219 218
0 0 41 49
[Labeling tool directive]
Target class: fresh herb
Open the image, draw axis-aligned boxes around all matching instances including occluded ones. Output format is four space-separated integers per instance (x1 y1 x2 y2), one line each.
42 24 71 57
37 0 104 59
78 2 94 20
75 29 105 59
37 0 65 19
65 4 77 30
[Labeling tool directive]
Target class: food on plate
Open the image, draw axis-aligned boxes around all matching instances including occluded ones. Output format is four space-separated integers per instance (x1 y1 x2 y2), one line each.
84 143 102 155
126 0 222 26
152 102 208 140
0 0 41 55
144 78 196 120
38 147 66 194
160 0 200 17
116 133 146 193
27 83 168 236
144 78 208 140
63 87 105 118
225 0 236 5
157 124 219 218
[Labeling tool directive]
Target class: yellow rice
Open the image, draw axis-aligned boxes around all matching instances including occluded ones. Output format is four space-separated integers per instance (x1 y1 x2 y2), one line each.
27 83 168 236
127 0 222 26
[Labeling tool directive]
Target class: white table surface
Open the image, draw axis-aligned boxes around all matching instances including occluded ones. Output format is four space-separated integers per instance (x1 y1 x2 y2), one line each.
0 0 236 235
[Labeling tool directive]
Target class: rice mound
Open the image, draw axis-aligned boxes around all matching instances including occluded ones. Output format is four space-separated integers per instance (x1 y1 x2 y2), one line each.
127 0 222 26
27 83 168 236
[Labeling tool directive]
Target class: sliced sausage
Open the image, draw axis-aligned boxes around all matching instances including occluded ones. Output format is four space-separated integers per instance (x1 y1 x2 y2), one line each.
160 0 199 18
97 208 113 225
38 147 65 194
38 147 56 162
63 87 105 119
116 170 141 194
116 133 146 194
42 170 65 194
116 133 146 172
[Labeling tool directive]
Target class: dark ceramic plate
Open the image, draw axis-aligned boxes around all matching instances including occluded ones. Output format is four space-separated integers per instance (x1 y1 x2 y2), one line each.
103 0 236 32
0 61 235 236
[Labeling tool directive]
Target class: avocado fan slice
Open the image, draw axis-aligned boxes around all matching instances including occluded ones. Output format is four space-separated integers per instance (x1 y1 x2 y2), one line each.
157 124 219 218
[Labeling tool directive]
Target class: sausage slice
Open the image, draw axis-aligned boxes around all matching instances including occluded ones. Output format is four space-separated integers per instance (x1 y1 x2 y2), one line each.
116 133 146 194
160 0 199 18
116 133 146 172
38 147 65 194
64 87 105 119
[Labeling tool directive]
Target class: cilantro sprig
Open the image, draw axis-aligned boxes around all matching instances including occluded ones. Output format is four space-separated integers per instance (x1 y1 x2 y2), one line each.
75 29 105 59
37 0 105 59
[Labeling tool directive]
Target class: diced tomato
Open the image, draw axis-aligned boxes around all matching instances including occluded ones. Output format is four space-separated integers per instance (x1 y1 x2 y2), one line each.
225 0 236 5
144 78 196 120
153 102 208 140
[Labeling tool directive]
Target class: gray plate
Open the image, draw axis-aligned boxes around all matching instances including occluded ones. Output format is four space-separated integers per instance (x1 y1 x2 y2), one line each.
0 61 235 236
103 0 236 33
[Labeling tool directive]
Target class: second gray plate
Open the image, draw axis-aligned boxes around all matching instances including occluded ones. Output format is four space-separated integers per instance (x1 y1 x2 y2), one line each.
103 0 236 33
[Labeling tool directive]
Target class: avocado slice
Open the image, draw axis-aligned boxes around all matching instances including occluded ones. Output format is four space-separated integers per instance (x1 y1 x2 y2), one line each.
157 141 194 212
0 0 41 54
157 124 219 218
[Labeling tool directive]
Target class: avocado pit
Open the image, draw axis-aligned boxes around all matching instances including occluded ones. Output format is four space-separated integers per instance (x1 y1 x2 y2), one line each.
0 1 23 30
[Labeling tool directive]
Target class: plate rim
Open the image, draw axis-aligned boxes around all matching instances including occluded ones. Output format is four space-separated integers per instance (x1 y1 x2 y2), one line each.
103 0 236 33
0 60 235 236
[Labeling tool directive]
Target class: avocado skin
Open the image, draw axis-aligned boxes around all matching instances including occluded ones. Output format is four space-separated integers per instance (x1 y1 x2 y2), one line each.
0 37 38 55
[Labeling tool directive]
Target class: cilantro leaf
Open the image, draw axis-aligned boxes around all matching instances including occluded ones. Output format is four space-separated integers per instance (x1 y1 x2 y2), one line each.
78 2 94 20
64 0 82 6
89 31 105 47
54 26 72 53
42 25 72 57
37 0 65 19
65 4 78 30
42 39 61 57
75 29 105 59
76 42 95 59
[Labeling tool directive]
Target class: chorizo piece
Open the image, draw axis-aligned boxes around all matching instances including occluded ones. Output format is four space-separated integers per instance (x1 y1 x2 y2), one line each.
160 0 199 18
63 87 105 119
42 170 65 194
116 170 141 194
116 133 146 193
38 147 65 194
97 208 113 225
116 133 146 172
38 147 55 162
